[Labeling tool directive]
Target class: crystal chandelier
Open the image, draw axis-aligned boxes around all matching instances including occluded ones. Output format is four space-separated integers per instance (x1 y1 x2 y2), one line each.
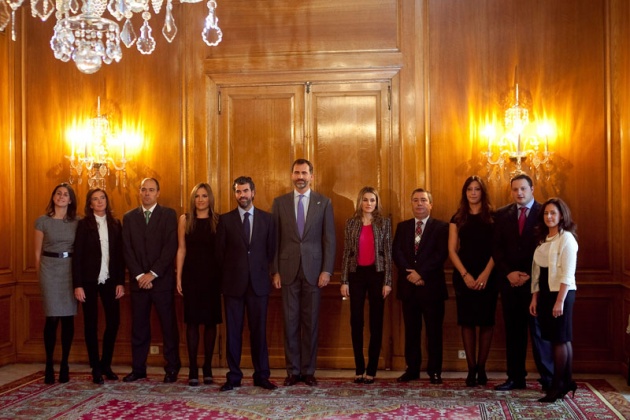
0 0 222 74
482 69 554 182
67 97 128 189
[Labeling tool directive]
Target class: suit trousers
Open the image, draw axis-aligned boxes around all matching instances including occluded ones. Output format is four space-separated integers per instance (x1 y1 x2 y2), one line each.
281 263 321 376
500 282 553 383
401 296 445 376
224 285 271 384
348 266 385 377
130 288 181 375
81 280 120 373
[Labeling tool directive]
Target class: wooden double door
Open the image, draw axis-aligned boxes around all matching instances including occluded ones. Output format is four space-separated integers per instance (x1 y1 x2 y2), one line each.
214 79 396 370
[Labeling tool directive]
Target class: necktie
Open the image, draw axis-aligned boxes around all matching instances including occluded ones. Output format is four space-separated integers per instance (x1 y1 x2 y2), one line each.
243 212 251 244
297 194 305 238
518 206 527 235
144 210 151 225
414 220 423 254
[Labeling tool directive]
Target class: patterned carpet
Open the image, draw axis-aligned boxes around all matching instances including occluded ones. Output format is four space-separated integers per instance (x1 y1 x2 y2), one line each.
1 373 629 419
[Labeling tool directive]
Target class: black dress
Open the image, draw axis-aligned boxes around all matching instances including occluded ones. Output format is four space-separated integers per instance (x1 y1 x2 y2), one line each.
181 218 222 325
451 213 498 326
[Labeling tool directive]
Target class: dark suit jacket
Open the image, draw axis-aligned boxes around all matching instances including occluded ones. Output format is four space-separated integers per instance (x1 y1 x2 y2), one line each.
392 217 449 303
72 215 125 288
271 190 336 285
216 207 276 297
493 201 542 281
122 204 178 293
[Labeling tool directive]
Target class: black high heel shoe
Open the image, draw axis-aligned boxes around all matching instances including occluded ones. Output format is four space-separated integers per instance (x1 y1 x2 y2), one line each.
44 364 55 385
465 367 477 387
563 381 577 399
59 364 69 383
538 389 564 403
477 368 488 386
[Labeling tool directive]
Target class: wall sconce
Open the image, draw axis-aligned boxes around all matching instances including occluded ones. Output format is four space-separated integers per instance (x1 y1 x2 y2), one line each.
66 97 128 189
482 69 554 182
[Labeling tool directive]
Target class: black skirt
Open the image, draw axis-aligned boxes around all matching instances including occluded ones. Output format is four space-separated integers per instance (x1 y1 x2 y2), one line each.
538 267 574 343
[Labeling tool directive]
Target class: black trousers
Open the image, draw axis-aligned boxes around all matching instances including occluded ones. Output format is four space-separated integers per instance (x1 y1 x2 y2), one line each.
130 288 181 375
348 266 385 377
82 280 120 373
500 281 553 383
224 284 271 384
401 297 445 376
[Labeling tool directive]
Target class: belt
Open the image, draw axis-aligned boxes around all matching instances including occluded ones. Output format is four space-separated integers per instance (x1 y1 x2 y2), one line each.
42 251 73 258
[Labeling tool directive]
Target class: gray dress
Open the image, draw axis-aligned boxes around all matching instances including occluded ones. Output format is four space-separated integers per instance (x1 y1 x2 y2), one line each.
35 215 78 317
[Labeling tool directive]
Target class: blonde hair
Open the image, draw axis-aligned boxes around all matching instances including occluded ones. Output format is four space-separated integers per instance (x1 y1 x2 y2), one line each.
185 183 218 234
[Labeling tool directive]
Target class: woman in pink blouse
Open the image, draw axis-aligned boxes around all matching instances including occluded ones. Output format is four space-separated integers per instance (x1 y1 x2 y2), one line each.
340 186 392 384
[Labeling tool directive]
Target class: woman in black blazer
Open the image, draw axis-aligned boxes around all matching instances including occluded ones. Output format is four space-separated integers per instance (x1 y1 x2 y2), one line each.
340 186 392 384
73 188 125 384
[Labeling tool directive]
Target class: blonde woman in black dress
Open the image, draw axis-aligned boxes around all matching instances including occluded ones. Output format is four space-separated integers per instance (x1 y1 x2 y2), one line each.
34 183 79 384
176 183 222 386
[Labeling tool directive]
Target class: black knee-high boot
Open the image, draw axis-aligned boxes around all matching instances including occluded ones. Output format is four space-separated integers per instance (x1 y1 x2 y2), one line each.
43 317 59 384
59 316 74 383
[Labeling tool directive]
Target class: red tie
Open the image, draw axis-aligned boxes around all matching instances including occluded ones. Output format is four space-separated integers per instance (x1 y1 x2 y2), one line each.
414 221 423 254
518 207 527 235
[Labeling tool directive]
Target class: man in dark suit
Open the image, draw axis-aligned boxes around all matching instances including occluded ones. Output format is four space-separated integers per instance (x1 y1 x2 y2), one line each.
493 173 553 391
392 188 449 384
122 177 181 383
271 158 336 386
216 176 277 391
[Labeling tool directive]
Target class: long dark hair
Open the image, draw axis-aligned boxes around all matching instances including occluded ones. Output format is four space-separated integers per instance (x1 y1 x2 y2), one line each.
453 176 493 228
352 186 385 227
83 188 116 229
535 197 577 243
46 183 77 221
185 183 218 234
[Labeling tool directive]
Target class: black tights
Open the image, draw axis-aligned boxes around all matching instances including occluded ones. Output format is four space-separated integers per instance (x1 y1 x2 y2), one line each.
186 323 217 378
44 316 74 368
550 341 573 392
461 325 494 372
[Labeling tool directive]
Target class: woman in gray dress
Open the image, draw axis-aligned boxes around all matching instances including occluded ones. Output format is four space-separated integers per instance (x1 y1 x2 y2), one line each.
34 183 79 384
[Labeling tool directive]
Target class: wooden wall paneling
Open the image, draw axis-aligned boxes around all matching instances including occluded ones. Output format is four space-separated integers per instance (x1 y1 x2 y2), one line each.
309 81 393 368
0 26 14 280
202 0 398 58
216 83 305 368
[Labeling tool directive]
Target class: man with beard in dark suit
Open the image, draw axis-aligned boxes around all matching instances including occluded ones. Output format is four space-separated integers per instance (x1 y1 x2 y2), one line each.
271 158 336 387
216 176 277 391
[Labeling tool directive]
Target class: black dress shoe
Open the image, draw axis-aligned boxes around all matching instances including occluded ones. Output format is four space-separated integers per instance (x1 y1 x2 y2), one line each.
303 375 317 386
58 365 70 383
92 374 104 385
123 372 147 382
219 381 241 392
102 369 119 381
397 372 419 382
429 374 443 384
163 372 178 383
353 376 364 384
494 379 526 391
254 378 278 390
363 376 375 385
283 374 300 386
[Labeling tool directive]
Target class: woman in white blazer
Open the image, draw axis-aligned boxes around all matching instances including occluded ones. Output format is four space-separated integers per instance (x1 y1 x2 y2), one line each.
529 197 578 403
